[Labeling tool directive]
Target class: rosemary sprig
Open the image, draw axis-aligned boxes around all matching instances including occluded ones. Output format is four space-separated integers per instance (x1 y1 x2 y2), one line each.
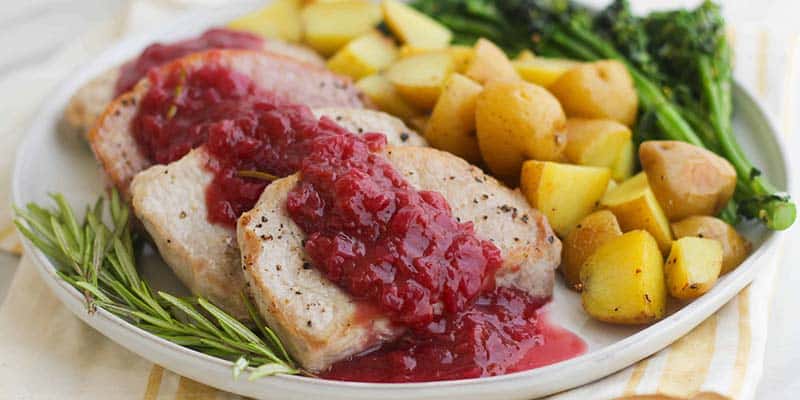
14 190 298 379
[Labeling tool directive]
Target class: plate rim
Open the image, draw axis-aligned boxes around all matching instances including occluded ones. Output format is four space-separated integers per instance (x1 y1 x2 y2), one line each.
10 5 794 399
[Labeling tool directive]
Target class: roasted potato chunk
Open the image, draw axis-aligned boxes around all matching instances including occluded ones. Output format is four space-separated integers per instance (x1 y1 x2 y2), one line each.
580 230 667 324
665 237 723 299
327 31 398 79
600 173 673 253
356 74 421 121
549 60 638 126
476 81 567 182
514 56 581 87
639 141 737 221
301 0 381 56
228 0 303 42
520 161 611 237
382 0 452 49
386 51 455 110
425 73 483 164
464 38 519 85
561 210 622 290
612 139 635 182
671 216 750 274
565 118 632 169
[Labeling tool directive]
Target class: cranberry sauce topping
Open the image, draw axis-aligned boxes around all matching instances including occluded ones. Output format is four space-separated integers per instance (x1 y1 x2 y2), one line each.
286 132 503 328
133 62 585 382
321 287 586 382
133 62 341 226
115 28 263 96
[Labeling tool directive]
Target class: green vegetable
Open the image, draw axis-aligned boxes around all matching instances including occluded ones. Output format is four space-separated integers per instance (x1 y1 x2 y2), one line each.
14 191 299 379
413 0 795 230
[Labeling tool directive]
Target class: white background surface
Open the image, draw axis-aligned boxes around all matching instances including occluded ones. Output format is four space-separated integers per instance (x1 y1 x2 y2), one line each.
0 0 798 398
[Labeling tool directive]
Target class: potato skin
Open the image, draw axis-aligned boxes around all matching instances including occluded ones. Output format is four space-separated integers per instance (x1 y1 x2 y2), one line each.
476 80 567 183
671 216 750 274
580 230 666 324
561 210 622 290
464 38 519 85
640 141 737 221
549 60 638 126
425 73 483 164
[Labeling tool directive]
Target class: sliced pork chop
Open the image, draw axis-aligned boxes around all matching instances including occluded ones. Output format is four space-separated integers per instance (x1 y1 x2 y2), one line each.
91 49 367 198
64 39 324 138
130 109 423 319
238 146 561 371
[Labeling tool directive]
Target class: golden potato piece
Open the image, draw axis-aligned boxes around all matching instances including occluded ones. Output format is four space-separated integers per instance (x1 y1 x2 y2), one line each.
476 80 567 182
407 115 429 133
611 139 635 182
448 45 474 73
382 0 452 49
580 230 667 324
665 237 723 300
600 173 673 253
561 210 622 290
520 161 611 237
604 179 618 197
356 74 421 121
464 38 519 85
565 118 632 169
514 57 581 87
425 73 483 164
671 216 750 274
398 45 473 73
549 60 638 126
514 50 536 62
228 0 303 42
639 140 737 221
385 51 455 110
327 31 398 80
301 0 381 56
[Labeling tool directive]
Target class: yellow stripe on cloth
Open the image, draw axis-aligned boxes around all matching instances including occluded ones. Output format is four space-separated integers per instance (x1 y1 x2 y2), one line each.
0 223 21 255
0 225 14 240
758 30 769 96
623 359 650 395
175 376 223 400
143 365 165 400
656 315 718 397
780 35 800 138
729 288 752 398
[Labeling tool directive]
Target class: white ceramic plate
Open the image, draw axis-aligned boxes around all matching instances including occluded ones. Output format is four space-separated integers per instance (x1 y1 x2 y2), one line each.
12 3 793 399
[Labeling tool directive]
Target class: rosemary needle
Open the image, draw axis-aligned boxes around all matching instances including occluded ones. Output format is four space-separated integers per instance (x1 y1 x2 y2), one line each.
237 170 279 182
14 190 298 379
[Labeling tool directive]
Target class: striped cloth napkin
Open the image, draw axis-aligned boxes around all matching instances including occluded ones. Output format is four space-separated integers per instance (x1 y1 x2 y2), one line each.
0 1 797 399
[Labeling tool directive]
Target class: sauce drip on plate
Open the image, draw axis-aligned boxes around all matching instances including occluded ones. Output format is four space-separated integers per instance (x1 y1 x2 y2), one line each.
322 288 585 382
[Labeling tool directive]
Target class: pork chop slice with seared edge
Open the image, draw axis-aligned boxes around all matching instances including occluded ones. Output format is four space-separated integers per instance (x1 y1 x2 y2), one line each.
238 146 561 372
129 109 424 319
64 34 324 138
90 49 367 198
